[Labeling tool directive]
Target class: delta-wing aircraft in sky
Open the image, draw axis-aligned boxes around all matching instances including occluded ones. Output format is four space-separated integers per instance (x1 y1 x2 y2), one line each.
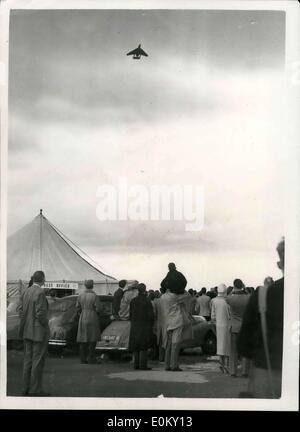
126 44 148 59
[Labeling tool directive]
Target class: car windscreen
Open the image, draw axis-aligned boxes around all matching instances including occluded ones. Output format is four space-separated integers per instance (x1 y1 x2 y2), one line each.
49 299 75 313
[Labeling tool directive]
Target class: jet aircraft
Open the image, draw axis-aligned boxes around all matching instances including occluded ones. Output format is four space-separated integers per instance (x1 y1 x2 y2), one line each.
127 44 148 59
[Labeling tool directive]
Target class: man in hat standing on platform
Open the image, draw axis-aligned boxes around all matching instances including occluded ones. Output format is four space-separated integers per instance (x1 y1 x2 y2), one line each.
159 264 192 372
18 270 50 396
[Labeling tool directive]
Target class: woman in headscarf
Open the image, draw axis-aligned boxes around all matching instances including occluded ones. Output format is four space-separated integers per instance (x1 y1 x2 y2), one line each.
118 281 139 320
211 284 231 374
76 280 101 364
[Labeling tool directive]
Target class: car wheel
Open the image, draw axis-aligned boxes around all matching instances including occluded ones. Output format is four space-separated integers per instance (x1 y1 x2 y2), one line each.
202 332 217 355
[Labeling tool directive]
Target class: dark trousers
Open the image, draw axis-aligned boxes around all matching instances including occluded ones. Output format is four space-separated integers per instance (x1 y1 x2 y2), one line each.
159 345 165 362
157 333 165 362
165 330 182 370
23 337 48 395
133 350 148 369
149 343 159 360
79 342 97 364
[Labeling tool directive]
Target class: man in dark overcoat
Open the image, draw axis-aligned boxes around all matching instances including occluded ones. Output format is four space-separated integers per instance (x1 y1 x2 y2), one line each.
129 283 154 370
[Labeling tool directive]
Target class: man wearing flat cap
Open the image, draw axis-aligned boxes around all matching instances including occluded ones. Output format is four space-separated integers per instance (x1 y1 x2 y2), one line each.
76 280 101 364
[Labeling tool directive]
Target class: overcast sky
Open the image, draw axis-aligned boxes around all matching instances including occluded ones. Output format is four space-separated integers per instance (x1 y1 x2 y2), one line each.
8 9 286 288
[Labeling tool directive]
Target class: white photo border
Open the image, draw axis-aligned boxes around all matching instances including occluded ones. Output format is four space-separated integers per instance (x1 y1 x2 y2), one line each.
0 0 299 411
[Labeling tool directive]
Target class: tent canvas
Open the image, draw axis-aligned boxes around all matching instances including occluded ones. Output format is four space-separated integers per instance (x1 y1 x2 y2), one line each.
7 211 118 296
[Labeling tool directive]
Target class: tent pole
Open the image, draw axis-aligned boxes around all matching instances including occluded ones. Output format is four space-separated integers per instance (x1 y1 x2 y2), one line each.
40 209 43 270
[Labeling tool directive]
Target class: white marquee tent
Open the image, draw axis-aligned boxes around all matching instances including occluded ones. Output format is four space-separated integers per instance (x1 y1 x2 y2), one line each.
7 210 119 296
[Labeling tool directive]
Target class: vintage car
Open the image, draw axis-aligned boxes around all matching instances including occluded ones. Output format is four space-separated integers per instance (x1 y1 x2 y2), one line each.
96 315 216 355
7 294 113 351
180 315 217 354
7 296 22 348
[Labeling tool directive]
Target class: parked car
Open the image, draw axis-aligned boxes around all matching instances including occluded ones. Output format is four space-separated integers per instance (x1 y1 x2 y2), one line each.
7 294 113 351
96 315 216 355
48 294 113 350
7 297 22 349
96 320 131 353
47 295 80 349
180 315 216 355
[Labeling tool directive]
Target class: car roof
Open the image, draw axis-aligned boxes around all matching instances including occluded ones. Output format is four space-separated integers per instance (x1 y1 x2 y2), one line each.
50 294 112 301
98 295 113 300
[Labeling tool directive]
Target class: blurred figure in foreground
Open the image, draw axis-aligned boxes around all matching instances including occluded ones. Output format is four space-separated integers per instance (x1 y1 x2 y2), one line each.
211 284 231 374
238 239 284 398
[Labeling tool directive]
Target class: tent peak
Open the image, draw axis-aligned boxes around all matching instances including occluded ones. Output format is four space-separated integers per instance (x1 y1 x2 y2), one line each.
8 212 117 285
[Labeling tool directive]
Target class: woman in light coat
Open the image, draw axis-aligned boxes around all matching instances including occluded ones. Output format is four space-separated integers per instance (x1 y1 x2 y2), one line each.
211 284 231 373
76 280 101 364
